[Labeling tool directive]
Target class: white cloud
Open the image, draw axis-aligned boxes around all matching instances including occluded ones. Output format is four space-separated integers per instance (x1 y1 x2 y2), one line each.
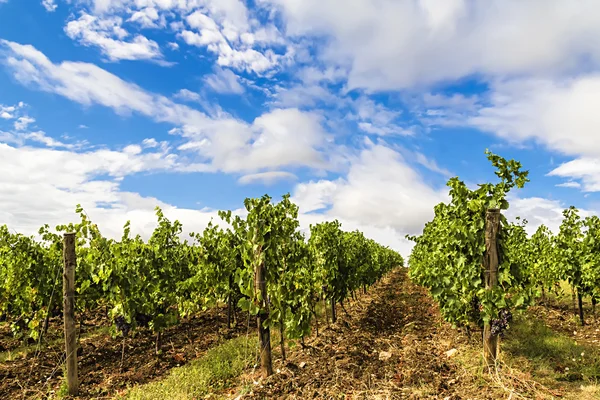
269 84 340 109
292 140 448 237
180 28 280 73
264 0 600 91
350 96 412 136
173 88 201 102
0 102 24 119
413 151 452 177
505 196 592 236
238 171 296 185
41 0 57 12
470 76 600 158
65 13 164 62
22 131 77 148
548 158 600 192
0 108 15 119
556 181 582 189
464 75 600 193
0 141 224 242
14 116 35 131
128 7 162 28
204 67 245 94
0 41 334 175
179 108 330 173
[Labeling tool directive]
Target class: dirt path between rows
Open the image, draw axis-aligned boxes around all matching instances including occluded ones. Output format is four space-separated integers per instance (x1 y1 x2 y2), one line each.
237 267 499 400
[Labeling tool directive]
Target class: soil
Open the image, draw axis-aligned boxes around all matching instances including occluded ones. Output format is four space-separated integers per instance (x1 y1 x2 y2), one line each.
0 307 251 399
230 268 501 400
2 270 596 400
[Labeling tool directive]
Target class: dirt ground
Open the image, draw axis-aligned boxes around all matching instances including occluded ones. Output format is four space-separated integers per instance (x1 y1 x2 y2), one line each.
0 307 250 399
229 268 503 400
3 269 597 399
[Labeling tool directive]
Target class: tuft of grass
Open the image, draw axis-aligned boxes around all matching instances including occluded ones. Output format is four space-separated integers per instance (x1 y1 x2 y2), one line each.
503 316 600 383
449 315 600 399
122 335 258 400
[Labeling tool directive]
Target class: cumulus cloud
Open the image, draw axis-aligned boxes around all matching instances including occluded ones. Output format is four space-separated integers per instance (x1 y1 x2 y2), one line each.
292 140 448 236
14 116 35 131
65 13 164 62
505 196 593 236
0 139 217 234
470 76 600 158
0 40 334 175
263 0 600 91
548 158 600 192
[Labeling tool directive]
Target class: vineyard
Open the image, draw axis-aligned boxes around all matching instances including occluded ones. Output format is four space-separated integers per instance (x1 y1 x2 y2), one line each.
2 151 600 399
0 193 402 398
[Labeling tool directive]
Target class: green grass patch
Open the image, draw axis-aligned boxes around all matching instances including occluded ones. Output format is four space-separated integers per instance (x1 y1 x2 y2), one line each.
122 335 258 400
503 315 600 383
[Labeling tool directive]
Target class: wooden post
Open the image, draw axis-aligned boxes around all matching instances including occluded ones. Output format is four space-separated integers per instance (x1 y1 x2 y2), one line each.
577 290 585 326
330 297 337 324
322 293 329 326
483 209 500 367
63 233 78 396
227 274 234 329
255 260 273 377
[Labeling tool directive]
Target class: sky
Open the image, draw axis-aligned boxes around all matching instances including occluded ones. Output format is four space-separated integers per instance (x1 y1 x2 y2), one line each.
1 0 600 256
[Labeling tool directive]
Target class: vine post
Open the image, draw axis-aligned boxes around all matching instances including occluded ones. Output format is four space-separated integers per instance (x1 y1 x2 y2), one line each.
255 258 273 377
227 274 234 329
331 298 337 323
577 290 585 326
483 209 500 367
63 232 78 396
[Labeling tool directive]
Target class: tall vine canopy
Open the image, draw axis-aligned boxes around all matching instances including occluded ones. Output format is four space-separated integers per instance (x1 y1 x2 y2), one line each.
407 150 534 332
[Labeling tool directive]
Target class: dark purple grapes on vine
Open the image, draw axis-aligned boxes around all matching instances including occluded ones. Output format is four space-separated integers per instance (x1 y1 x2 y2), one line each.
115 315 131 337
490 309 512 337
135 313 151 328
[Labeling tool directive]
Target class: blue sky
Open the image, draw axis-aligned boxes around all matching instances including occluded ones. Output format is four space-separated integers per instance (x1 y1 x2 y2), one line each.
1 0 600 254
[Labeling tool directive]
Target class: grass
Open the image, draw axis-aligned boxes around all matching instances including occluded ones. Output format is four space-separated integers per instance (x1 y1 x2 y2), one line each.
121 335 258 400
450 314 600 399
503 315 600 382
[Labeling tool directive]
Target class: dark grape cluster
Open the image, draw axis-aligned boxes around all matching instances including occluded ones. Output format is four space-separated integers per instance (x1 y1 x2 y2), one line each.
135 313 152 328
114 315 131 336
490 309 513 337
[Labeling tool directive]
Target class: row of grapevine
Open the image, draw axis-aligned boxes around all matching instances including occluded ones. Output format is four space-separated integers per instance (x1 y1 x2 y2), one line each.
407 149 600 366
529 207 600 326
407 150 534 365
0 193 403 382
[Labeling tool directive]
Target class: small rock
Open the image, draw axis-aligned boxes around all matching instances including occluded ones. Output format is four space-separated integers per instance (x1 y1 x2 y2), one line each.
299 361 306 368
379 351 392 361
445 348 458 358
